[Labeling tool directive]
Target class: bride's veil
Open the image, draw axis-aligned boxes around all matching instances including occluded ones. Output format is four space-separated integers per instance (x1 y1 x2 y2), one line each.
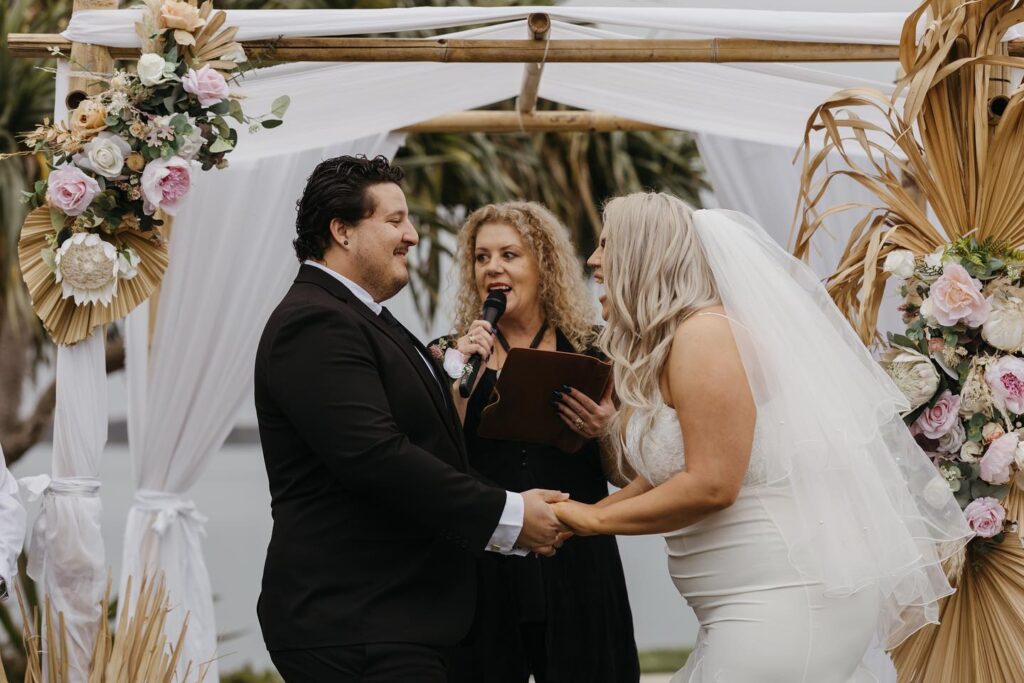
690 208 973 648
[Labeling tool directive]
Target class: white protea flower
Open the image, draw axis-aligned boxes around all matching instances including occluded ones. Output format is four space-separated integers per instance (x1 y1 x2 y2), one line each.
983 284 1024 352
54 232 118 306
880 346 940 412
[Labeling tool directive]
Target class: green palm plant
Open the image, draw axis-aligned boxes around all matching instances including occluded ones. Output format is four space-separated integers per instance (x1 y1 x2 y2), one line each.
396 100 706 324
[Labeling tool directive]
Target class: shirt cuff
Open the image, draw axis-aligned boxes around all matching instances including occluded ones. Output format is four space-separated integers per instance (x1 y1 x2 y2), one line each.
485 491 528 556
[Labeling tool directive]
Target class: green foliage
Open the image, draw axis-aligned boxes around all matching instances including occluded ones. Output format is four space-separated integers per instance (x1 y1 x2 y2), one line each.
639 647 692 673
221 665 283 683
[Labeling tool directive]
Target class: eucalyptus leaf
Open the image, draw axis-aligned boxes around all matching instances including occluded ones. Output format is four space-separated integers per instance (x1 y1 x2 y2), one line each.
261 119 283 129
209 137 234 154
271 95 291 118
227 99 245 123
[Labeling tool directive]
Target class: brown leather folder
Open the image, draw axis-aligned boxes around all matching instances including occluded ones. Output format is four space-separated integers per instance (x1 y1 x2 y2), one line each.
477 347 613 453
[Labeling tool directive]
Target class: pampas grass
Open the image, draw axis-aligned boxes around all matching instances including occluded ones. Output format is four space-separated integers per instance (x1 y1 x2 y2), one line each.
0 575 207 683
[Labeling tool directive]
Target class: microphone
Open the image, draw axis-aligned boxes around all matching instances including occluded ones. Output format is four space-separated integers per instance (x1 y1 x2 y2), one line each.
459 290 507 398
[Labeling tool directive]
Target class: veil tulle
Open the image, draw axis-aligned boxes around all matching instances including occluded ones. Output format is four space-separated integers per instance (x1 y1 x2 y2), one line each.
690 208 973 648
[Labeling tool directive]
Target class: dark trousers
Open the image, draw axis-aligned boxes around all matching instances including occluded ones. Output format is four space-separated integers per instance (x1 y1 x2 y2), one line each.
271 643 448 683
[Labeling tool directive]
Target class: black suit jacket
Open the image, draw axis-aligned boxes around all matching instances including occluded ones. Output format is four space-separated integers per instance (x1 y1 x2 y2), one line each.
255 264 507 651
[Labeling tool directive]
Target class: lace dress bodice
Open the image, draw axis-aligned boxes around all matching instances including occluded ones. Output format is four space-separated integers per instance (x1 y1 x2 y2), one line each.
623 404 768 488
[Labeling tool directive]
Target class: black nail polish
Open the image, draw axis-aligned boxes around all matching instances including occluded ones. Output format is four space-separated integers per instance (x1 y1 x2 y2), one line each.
552 390 562 400
561 384 571 392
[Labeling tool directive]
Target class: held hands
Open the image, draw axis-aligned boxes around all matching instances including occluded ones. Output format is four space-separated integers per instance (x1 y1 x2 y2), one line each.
553 379 614 440
551 500 603 537
518 488 571 557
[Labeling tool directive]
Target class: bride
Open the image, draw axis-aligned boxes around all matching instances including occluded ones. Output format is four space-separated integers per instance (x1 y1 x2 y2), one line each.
552 192 973 682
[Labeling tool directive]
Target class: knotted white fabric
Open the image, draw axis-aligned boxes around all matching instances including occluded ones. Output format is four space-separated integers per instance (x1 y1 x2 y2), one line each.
21 327 107 681
0 443 26 598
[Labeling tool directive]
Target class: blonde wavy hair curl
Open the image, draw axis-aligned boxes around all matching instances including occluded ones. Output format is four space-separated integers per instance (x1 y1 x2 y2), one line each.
452 201 597 351
599 192 721 466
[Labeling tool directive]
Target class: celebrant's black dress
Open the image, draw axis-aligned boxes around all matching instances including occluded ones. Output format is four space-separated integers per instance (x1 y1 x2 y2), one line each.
441 329 640 683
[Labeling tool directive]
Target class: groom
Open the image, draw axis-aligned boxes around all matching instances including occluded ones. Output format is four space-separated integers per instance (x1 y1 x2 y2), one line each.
255 155 568 681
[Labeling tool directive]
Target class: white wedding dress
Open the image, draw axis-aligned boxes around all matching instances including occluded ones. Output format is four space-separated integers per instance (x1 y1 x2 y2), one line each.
625 402 883 683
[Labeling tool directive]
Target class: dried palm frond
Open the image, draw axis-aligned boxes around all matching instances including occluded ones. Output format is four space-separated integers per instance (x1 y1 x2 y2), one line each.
795 0 1024 343
190 1 244 71
13 574 207 683
17 207 169 346
891 484 1024 682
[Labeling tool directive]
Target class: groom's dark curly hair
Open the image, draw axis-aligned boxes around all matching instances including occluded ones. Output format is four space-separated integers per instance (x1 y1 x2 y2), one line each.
293 154 405 262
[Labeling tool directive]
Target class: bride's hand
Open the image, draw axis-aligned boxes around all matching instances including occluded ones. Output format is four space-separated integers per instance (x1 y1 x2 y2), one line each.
552 500 603 536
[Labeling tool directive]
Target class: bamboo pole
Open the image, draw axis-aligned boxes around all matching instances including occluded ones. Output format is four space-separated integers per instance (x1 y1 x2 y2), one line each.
67 0 117 99
517 13 551 115
17 33 1024 63
396 110 669 133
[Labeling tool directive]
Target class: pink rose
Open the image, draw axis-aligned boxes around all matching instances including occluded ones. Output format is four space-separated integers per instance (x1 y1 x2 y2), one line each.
985 356 1024 416
928 263 990 327
140 156 191 216
46 165 101 216
182 65 229 107
912 390 961 439
964 497 1006 538
980 432 1017 484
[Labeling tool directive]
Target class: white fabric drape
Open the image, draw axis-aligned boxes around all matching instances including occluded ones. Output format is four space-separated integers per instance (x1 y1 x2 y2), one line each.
194 20 900 164
64 7 916 48
20 333 107 681
121 133 403 679
16 59 107 680
697 133 905 332
0 443 26 597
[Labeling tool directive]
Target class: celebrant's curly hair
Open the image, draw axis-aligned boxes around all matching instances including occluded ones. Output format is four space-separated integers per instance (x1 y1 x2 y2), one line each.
293 155 404 262
599 192 721 465
451 201 597 352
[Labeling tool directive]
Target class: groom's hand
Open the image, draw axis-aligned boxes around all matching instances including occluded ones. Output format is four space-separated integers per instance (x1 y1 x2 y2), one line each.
517 488 570 555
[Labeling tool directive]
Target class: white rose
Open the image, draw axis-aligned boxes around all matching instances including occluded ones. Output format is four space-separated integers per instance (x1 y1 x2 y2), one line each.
983 285 1024 352
938 420 966 454
883 249 916 280
73 131 131 179
880 346 940 412
925 247 945 268
919 297 939 326
177 123 205 161
960 440 983 463
923 475 954 509
117 247 141 280
137 53 169 87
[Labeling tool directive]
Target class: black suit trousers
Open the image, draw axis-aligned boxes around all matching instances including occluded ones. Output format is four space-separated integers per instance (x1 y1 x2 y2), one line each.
270 643 448 683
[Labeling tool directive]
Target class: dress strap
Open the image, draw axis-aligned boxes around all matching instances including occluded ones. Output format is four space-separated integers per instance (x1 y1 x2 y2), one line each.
693 311 752 332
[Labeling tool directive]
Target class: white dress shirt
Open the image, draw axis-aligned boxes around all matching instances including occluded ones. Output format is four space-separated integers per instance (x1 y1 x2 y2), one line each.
303 261 526 555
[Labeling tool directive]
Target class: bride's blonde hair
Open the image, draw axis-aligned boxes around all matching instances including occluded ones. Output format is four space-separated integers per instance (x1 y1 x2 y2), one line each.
599 192 721 466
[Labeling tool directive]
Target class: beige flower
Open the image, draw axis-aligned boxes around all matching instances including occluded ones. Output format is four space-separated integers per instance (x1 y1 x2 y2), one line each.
69 99 107 139
983 284 1024 352
959 358 995 418
159 0 205 32
126 152 146 173
983 422 1006 444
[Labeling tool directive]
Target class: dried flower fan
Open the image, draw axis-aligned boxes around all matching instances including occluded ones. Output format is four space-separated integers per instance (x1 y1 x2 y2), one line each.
795 0 1024 344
